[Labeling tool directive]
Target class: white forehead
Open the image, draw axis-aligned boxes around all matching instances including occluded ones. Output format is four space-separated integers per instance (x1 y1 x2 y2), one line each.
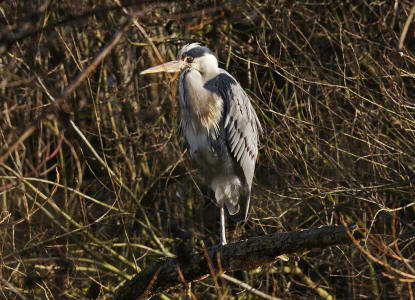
177 43 216 61
177 43 201 58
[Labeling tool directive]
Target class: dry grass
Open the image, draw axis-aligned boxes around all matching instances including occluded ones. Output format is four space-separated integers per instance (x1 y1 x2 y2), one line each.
1 1 415 299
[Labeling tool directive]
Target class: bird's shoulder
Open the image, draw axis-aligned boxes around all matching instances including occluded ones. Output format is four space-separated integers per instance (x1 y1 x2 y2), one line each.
201 70 233 94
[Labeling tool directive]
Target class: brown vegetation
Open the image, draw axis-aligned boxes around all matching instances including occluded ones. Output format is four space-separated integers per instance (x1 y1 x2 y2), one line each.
1 1 415 299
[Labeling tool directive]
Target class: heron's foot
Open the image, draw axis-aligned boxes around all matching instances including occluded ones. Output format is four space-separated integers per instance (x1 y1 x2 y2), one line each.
209 242 225 252
206 243 225 269
208 241 226 255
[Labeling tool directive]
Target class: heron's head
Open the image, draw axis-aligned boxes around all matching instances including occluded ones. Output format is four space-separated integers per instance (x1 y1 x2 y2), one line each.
140 43 218 77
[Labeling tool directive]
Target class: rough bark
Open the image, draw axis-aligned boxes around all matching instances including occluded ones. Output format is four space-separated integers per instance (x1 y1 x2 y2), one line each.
115 225 359 299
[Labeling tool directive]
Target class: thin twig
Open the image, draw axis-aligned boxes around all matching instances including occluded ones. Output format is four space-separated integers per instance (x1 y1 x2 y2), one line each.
220 273 282 300
399 3 415 50
0 13 136 164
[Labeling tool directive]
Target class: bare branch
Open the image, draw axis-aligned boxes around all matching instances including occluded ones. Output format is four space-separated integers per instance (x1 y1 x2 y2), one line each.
115 225 360 299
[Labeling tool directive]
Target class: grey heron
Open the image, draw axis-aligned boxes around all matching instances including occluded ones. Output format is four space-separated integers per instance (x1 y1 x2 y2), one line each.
141 43 261 245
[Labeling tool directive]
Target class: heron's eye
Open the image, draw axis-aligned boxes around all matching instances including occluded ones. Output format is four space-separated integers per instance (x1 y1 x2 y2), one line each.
185 56 194 63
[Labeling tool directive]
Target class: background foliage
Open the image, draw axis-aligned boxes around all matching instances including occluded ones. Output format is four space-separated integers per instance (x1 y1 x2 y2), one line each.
1 1 415 299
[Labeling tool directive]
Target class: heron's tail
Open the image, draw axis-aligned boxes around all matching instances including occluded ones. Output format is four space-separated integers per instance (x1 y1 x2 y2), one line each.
213 176 251 222
225 201 240 215
228 188 251 222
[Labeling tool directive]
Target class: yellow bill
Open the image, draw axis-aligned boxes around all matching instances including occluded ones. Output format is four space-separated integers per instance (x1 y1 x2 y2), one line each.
140 60 187 75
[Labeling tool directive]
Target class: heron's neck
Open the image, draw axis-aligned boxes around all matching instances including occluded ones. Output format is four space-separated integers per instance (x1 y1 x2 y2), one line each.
182 69 222 132
198 55 220 81
184 70 212 111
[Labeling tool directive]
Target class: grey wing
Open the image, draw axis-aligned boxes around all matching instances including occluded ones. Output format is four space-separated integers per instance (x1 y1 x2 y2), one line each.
214 71 262 218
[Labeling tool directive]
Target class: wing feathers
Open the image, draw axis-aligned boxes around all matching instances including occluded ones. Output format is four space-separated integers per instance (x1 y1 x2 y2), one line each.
216 71 261 189
205 70 261 220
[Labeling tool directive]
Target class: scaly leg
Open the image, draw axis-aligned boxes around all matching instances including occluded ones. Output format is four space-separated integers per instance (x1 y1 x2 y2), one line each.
220 205 227 245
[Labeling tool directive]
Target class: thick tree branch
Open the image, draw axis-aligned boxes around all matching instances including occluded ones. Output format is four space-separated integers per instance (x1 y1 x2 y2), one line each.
115 225 360 299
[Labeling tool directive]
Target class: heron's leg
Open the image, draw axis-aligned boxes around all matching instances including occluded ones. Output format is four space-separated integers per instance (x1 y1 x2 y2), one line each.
220 205 227 245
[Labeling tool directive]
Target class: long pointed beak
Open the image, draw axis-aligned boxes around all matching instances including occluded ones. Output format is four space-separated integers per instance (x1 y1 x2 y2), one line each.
140 60 187 75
